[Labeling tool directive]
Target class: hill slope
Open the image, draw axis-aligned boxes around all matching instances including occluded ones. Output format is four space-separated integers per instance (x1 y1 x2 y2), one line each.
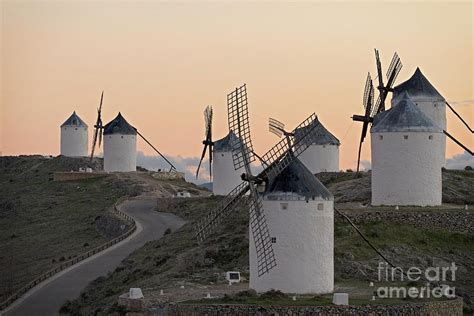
62 170 474 315
0 156 133 302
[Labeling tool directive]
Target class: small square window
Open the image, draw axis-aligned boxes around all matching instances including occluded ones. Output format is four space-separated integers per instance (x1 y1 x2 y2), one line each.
379 135 383 140
403 135 408 140
271 237 276 243
221 153 224 157
317 203 324 210
323 145 326 148
121 135 124 139
429 135 433 140
280 203 288 210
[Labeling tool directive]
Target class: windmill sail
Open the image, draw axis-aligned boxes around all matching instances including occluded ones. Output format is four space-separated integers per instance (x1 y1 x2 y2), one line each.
194 84 324 277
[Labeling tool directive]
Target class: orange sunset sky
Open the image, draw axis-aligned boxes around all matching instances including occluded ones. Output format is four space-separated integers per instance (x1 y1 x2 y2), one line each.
1 1 472 178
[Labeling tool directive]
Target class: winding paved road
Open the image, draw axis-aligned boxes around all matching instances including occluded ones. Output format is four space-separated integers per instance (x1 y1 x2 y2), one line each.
3 198 184 316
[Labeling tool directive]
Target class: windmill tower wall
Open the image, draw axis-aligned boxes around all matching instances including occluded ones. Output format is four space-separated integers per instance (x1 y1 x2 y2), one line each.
249 198 334 294
371 132 443 206
392 96 447 165
212 151 244 195
60 126 88 157
298 144 339 173
104 134 137 172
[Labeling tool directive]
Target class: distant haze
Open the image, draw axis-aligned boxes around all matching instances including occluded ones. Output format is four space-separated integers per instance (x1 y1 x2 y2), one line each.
1 1 472 172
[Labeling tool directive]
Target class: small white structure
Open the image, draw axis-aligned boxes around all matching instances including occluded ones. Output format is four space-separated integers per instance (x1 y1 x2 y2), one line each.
103 113 137 172
332 293 349 305
393 68 446 163
225 271 241 284
129 288 144 299
294 116 340 173
176 191 191 198
118 288 144 312
212 132 246 195
371 92 444 206
60 111 88 157
250 158 334 294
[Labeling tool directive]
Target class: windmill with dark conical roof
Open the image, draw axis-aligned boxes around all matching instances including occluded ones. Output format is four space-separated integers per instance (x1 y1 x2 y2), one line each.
60 111 88 157
195 106 247 195
269 116 340 173
195 84 335 294
371 91 444 206
392 67 473 161
102 112 177 173
103 112 138 172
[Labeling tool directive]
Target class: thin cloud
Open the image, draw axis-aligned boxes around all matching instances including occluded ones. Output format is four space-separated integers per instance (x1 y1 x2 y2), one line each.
446 151 474 170
448 100 474 106
360 160 371 171
136 151 211 184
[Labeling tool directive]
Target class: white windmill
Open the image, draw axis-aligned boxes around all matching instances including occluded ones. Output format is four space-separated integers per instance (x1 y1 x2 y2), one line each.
195 106 246 195
103 112 138 172
60 111 88 157
392 67 474 163
269 116 340 173
371 92 444 206
195 84 334 294
89 92 177 173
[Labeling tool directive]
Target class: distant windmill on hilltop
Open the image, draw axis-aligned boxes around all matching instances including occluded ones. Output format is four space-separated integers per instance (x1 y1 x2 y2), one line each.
269 116 340 173
391 67 473 157
352 49 403 172
60 111 88 157
89 91 177 172
196 105 247 195
195 84 334 294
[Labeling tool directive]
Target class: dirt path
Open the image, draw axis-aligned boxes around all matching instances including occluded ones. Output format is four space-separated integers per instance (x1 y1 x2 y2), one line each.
3 198 185 316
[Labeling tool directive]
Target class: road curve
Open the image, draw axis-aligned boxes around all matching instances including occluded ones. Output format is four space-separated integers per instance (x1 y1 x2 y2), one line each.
3 198 185 316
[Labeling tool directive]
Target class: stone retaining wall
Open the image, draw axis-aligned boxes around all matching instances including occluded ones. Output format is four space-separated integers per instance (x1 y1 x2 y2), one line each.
337 209 474 233
53 171 106 181
164 297 463 316
151 171 185 181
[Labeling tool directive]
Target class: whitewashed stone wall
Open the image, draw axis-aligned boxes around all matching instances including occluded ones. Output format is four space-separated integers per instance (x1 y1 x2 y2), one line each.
371 132 444 206
298 144 339 173
212 151 245 196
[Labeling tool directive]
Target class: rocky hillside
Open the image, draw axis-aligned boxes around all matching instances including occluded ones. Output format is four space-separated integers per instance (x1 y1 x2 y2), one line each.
317 169 474 204
62 195 474 315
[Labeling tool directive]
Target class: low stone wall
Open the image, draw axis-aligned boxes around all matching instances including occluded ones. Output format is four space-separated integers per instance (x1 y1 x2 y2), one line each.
151 171 185 181
53 172 106 182
165 298 463 316
338 209 474 233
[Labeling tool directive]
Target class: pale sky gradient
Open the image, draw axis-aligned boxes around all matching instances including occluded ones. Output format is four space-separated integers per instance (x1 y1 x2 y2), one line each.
1 1 473 172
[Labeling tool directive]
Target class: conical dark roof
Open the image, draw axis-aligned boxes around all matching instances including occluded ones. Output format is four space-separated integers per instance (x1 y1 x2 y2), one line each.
372 92 441 133
294 116 340 146
213 131 240 152
61 111 87 127
264 157 333 200
103 112 137 135
393 68 444 102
